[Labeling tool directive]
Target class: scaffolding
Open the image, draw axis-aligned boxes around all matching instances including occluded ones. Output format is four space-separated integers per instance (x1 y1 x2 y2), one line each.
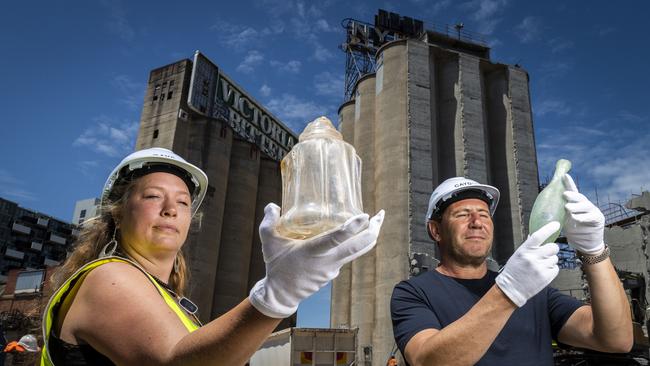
601 201 643 226
340 9 488 101
340 18 381 101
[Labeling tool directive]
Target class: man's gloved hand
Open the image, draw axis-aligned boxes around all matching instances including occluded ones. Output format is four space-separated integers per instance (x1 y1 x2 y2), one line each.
495 221 560 307
563 174 605 255
249 203 385 318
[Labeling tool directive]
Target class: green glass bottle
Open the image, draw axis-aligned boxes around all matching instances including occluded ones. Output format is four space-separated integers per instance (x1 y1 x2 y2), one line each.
528 159 572 244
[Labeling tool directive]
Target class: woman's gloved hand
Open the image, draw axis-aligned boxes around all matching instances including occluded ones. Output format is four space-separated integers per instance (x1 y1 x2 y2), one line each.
563 174 605 255
249 203 385 318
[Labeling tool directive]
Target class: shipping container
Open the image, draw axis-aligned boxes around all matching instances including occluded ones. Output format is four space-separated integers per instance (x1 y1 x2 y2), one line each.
250 328 357 366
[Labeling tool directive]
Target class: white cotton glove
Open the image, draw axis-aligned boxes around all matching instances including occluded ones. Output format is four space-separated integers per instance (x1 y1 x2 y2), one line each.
562 174 605 255
495 221 561 307
249 203 385 318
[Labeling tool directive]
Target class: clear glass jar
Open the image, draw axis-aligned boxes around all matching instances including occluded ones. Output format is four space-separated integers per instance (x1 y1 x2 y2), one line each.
528 159 572 244
278 116 363 239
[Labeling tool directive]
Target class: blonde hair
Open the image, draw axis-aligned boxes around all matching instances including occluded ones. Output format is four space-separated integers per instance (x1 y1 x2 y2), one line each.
50 178 190 296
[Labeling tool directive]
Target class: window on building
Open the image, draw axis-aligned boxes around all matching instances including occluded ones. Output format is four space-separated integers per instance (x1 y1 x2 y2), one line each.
15 270 44 294
153 129 159 139
169 80 175 87
202 80 210 96
79 209 86 218
167 91 173 100
153 84 161 102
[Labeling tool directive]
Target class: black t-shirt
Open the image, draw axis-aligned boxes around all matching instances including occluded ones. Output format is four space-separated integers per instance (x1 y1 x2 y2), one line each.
391 270 584 366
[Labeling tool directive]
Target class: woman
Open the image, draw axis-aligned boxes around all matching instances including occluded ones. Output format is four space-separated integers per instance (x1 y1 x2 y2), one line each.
41 147 384 365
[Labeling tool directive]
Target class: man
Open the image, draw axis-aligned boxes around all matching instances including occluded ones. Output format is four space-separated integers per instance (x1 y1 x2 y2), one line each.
391 176 632 366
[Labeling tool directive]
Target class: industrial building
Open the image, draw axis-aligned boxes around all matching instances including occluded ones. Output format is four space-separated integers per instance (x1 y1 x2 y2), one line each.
332 11 540 365
135 52 298 328
0 198 75 357
71 197 100 226
0 197 76 282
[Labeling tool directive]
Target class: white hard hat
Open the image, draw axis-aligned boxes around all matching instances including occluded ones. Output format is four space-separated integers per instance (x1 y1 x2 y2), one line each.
17 334 40 352
102 148 208 217
425 177 500 238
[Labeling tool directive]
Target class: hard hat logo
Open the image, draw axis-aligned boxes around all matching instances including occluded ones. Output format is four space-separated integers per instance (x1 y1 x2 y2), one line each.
101 148 209 217
425 177 500 239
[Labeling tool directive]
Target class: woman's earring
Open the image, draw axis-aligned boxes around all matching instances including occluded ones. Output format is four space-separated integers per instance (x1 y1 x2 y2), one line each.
99 228 119 258
173 255 180 274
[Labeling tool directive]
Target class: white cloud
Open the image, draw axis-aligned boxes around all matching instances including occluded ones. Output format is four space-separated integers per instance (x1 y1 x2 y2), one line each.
236 50 264 74
0 169 37 201
259 0 296 18
101 0 135 42
77 160 100 177
314 19 338 33
476 19 501 36
548 38 574 54
260 84 272 97
536 120 650 205
487 38 503 48
461 0 509 35
110 74 143 110
266 94 331 131
210 20 283 51
227 26 259 51
253 1 339 62
73 116 138 157
270 60 302 74
261 21 285 36
538 61 571 79
534 99 572 117
598 26 616 36
618 110 648 123
428 0 453 16
472 0 508 20
313 72 345 99
313 43 335 62
515 16 543 43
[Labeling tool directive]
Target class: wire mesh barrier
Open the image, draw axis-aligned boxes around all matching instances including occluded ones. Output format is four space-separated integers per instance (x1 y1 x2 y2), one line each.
601 201 644 227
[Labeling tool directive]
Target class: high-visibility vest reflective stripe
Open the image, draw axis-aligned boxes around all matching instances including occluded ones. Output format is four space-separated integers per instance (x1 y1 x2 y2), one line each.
41 256 199 366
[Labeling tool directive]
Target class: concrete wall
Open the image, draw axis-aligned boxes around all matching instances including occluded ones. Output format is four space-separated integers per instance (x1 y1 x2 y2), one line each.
457 54 490 182
505 66 539 250
330 100 355 328
407 40 435 259
248 158 282 290
433 50 461 178
551 269 587 300
373 40 411 366
483 64 517 261
351 74 377 358
135 61 189 150
211 140 260 317
607 215 650 307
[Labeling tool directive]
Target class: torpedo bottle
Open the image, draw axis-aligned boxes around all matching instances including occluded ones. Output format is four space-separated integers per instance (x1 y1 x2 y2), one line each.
277 116 364 239
528 159 572 244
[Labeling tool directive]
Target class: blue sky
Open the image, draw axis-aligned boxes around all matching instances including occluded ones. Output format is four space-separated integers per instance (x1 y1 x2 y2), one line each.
1 1 649 327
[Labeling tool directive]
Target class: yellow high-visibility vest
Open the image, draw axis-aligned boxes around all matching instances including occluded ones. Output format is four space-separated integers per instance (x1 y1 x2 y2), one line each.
41 256 200 366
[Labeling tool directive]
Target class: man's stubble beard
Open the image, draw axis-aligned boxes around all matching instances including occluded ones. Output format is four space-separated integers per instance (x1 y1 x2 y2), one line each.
445 241 492 267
